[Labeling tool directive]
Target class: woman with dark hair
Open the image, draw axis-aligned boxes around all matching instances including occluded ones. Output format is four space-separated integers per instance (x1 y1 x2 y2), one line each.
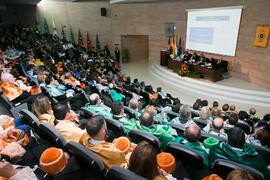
128 141 168 180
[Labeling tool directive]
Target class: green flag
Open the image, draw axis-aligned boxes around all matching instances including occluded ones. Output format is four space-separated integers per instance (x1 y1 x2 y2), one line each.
43 17 50 35
69 25 74 43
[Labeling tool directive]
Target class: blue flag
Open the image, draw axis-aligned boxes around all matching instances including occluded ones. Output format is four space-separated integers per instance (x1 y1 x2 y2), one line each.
96 34 100 51
177 37 182 56
168 37 171 46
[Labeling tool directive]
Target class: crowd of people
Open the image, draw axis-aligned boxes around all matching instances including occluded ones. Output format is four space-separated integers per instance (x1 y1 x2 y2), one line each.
0 24 269 180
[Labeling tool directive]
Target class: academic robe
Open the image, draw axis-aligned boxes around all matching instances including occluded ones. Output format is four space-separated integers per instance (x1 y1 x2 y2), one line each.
107 89 123 101
79 133 128 169
85 103 112 118
176 137 208 166
1 82 23 101
118 117 137 134
209 142 270 177
55 120 85 143
39 112 55 126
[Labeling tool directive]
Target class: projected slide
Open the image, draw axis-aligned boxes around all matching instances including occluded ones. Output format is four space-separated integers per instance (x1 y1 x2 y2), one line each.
186 6 243 56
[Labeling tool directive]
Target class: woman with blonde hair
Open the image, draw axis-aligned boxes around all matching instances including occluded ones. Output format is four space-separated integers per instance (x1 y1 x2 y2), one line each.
32 95 55 126
129 98 141 119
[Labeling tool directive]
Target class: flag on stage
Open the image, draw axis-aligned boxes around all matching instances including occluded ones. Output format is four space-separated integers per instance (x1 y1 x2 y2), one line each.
104 39 108 47
35 15 41 31
43 17 50 35
175 35 178 57
96 34 100 51
168 37 171 48
78 29 83 46
87 32 91 50
52 18 57 36
69 25 74 43
177 36 182 56
171 36 175 57
61 25 66 40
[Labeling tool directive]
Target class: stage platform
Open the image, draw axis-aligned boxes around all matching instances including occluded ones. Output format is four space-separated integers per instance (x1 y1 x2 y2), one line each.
121 60 270 117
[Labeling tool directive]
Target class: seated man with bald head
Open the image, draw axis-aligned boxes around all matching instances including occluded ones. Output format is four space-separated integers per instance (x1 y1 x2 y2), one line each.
177 124 208 166
79 115 128 169
227 105 238 114
203 117 227 139
85 93 112 118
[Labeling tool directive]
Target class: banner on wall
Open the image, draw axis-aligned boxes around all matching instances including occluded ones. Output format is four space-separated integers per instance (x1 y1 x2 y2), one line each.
254 25 270 48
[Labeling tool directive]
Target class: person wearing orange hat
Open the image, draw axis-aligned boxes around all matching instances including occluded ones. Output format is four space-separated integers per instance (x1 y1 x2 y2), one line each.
79 115 128 169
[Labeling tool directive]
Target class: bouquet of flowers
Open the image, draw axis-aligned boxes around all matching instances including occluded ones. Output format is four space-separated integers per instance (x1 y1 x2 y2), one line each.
179 64 189 76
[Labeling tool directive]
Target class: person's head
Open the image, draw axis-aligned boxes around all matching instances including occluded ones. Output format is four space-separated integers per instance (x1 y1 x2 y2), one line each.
257 125 270 148
27 64 34 72
229 105 236 111
228 127 245 149
263 114 270 122
179 104 192 120
108 83 114 89
157 87 162 92
211 108 222 118
200 106 211 120
226 170 255 180
172 104 180 113
32 95 52 118
128 141 159 180
86 115 107 141
144 105 157 116
52 103 70 120
140 111 154 127
228 113 238 125
238 111 248 121
37 72 47 84
201 100 208 107
184 124 201 142
129 98 139 112
212 117 224 133
193 102 200 111
249 108 256 115
222 104 229 111
45 75 54 85
1 72 15 84
89 93 101 105
213 101 219 108
112 101 124 116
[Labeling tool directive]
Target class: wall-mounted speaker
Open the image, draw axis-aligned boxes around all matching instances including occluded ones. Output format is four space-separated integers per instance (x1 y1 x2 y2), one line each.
101 8 107 17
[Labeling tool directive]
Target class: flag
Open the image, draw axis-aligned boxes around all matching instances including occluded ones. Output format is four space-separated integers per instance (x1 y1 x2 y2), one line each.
35 15 41 31
52 18 57 36
177 36 182 56
78 29 83 46
87 32 91 50
96 34 100 51
168 37 171 48
43 17 50 35
61 25 66 40
171 36 175 57
175 35 178 57
69 25 74 43
104 39 108 47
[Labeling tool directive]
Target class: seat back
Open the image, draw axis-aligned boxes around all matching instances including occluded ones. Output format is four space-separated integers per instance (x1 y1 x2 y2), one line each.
193 119 208 129
39 122 67 149
105 117 126 137
101 89 114 108
251 144 270 166
90 85 100 95
40 86 58 105
123 106 136 120
106 166 147 180
129 129 160 151
236 122 251 134
199 132 226 142
79 107 97 118
211 159 264 180
19 109 40 132
166 142 205 169
257 120 269 127
168 123 185 137
65 141 106 179
167 112 179 120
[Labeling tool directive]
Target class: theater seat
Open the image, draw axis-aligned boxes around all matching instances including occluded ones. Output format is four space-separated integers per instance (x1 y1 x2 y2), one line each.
123 106 136 120
19 109 40 132
101 89 114 108
105 117 126 137
0 87 28 118
168 123 185 137
106 166 147 180
79 107 97 118
193 119 208 129
166 112 179 120
129 129 160 151
199 132 226 142
211 159 264 180
65 141 106 180
165 142 209 180
40 86 58 105
251 144 270 166
39 122 67 149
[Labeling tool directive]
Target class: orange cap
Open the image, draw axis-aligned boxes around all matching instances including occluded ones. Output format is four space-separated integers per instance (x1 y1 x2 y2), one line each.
156 152 176 174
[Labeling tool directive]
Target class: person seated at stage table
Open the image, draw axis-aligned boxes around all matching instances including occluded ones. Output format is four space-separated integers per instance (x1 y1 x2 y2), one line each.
85 93 112 118
79 115 128 169
0 72 32 104
203 117 227 139
209 127 270 177
176 124 208 166
53 103 85 143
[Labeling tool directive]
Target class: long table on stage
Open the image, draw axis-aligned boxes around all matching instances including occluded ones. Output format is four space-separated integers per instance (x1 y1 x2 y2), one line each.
167 58 225 82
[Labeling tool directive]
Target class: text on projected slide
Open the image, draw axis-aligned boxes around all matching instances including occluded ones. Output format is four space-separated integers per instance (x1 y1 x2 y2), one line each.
189 27 214 44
